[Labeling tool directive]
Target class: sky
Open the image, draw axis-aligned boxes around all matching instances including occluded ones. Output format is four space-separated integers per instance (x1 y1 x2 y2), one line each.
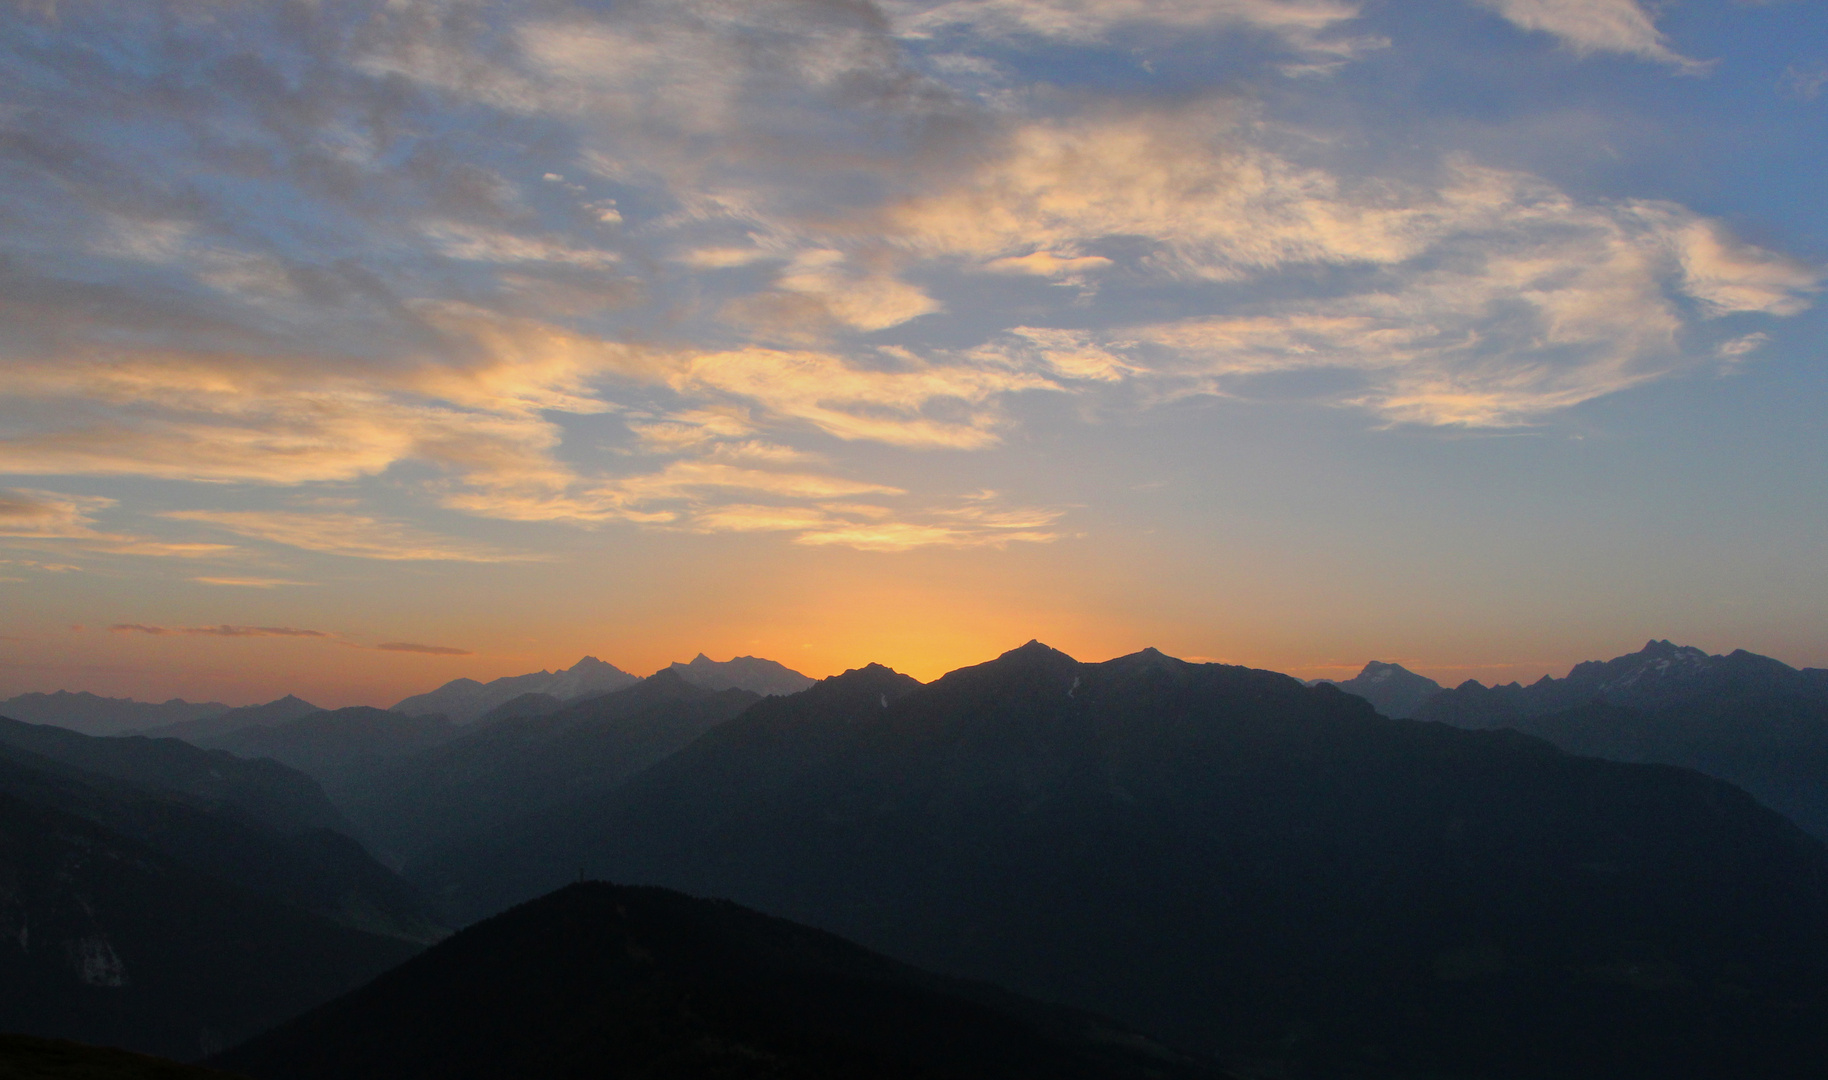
1 0 1824 707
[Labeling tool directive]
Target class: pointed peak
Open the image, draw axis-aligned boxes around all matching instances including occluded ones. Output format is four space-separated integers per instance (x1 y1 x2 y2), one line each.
999 640 1077 662
1099 647 1193 679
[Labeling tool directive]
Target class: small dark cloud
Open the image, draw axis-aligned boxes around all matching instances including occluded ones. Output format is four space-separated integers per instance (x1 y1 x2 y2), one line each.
375 642 473 656
109 623 330 638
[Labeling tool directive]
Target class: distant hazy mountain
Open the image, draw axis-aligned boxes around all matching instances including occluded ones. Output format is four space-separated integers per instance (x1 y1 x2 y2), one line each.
668 652 816 696
134 695 321 743
1311 660 1444 718
192 708 459 801
343 671 760 866
420 642 1828 1079
0 791 420 1061
1417 639 1828 838
0 715 347 836
215 881 1224 1080
0 691 228 737
391 657 637 724
0 736 440 943
472 692 561 726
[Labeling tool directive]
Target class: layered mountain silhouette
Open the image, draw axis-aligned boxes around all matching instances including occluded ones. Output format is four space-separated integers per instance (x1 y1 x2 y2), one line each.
186 709 459 804
0 736 439 943
0 785 420 1060
473 692 561 725
134 696 321 743
214 881 1226 1080
415 642 1828 1079
341 671 760 866
1311 660 1444 718
667 653 817 696
386 653 814 726
391 657 638 724
0 716 347 836
1418 640 1828 838
0 712 437 1057
0 691 229 737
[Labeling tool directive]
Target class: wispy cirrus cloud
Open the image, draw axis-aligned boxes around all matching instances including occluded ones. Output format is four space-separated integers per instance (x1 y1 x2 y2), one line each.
686 490 1065 550
0 0 1815 571
0 489 234 559
1477 0 1705 70
161 511 529 563
887 0 1382 69
878 111 1819 425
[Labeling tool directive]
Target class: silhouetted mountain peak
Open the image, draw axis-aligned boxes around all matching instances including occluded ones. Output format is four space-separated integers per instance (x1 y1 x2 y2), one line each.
1095 648 1200 689
929 642 1084 702
995 639 1081 669
814 663 924 706
392 658 638 724
666 654 817 696
1313 661 1445 718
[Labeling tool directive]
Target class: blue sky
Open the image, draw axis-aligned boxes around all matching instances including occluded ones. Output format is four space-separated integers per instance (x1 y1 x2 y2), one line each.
0 0 1823 704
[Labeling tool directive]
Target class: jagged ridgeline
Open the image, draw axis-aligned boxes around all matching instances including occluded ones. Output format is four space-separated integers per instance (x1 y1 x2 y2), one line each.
1416 640 1828 839
414 643 1828 1079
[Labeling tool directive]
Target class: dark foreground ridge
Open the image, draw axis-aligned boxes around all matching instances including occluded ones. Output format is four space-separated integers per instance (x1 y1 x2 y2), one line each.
0 1033 246 1079
214 881 1229 1080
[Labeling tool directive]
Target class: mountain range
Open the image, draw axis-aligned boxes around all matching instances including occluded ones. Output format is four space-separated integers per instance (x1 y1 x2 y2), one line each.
7 638 1828 1077
389 653 816 725
665 652 818 697
340 671 762 867
1416 640 1828 839
4 653 821 740
134 696 322 743
182 709 461 807
410 642 1828 1078
0 692 231 738
389 656 639 724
